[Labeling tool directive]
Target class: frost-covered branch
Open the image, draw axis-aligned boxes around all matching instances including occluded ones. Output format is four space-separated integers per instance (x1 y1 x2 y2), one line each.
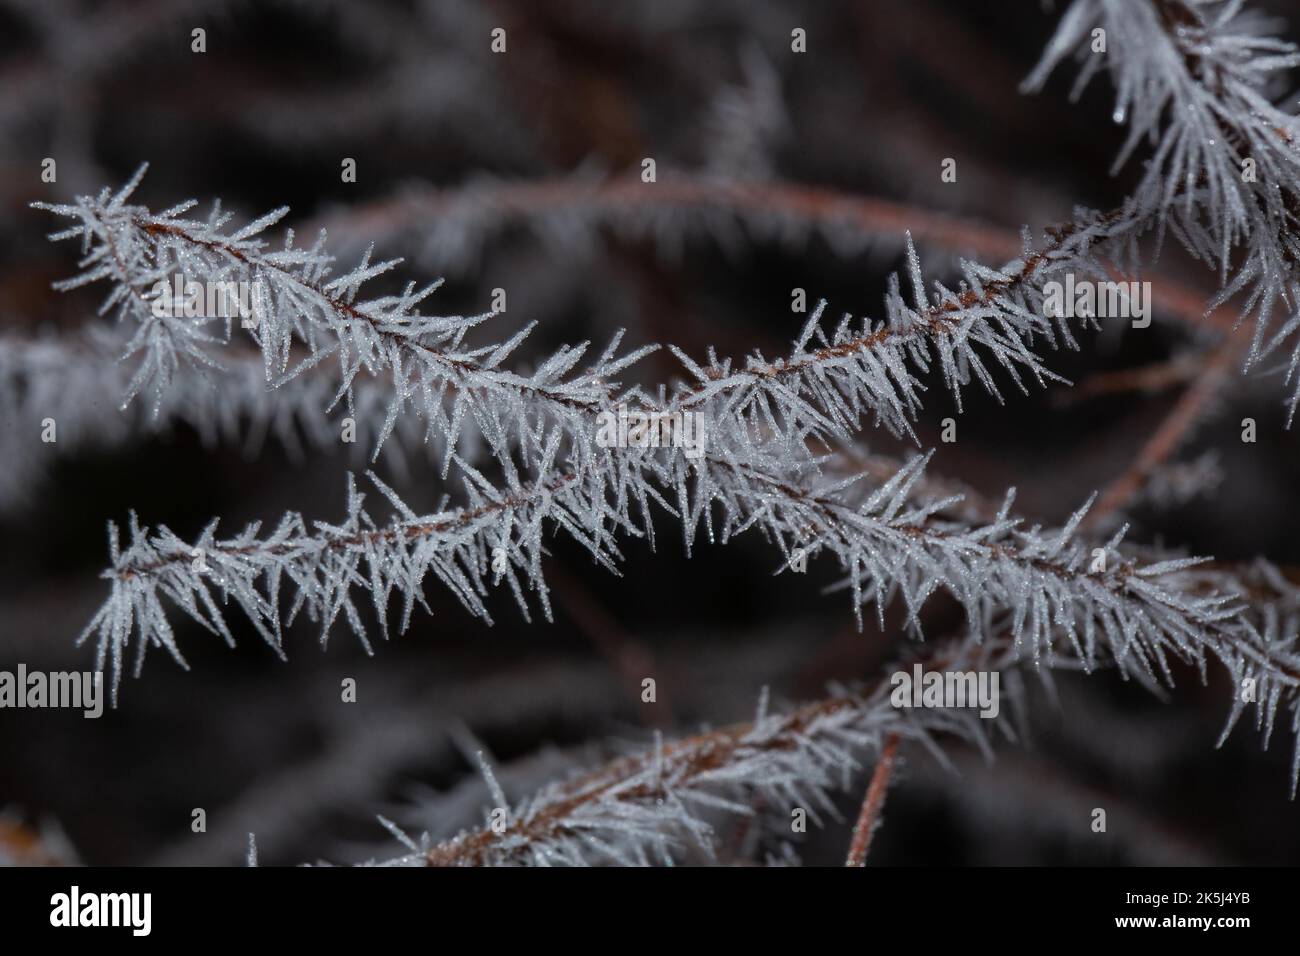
37 170 1120 467
83 453 657 697
33 167 656 476
701 448 1300 785
362 629 1090 866
375 660 1004 867
85 433 1297 780
1026 0 1300 414
69 453 1049 676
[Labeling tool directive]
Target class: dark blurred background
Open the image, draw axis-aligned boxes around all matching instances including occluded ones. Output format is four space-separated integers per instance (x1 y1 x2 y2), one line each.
1 0 1298 866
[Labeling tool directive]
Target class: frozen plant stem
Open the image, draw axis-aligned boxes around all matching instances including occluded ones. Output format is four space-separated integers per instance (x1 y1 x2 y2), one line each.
845 733 901 867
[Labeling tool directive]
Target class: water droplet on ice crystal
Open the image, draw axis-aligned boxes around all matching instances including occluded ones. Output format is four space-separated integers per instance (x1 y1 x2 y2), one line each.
1113 107 1126 124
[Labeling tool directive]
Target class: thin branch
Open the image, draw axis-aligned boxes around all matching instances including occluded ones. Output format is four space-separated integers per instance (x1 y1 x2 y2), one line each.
1061 352 1207 402
1083 335 1245 530
845 732 901 866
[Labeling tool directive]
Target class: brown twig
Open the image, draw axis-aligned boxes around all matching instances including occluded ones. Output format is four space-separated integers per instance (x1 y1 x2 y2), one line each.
845 732 902 866
313 177 1026 263
1082 335 1246 531
546 562 673 727
1060 352 1207 403
314 175 1242 342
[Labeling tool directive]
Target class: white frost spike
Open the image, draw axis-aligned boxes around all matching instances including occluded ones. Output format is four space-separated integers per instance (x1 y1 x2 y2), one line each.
476 750 509 813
